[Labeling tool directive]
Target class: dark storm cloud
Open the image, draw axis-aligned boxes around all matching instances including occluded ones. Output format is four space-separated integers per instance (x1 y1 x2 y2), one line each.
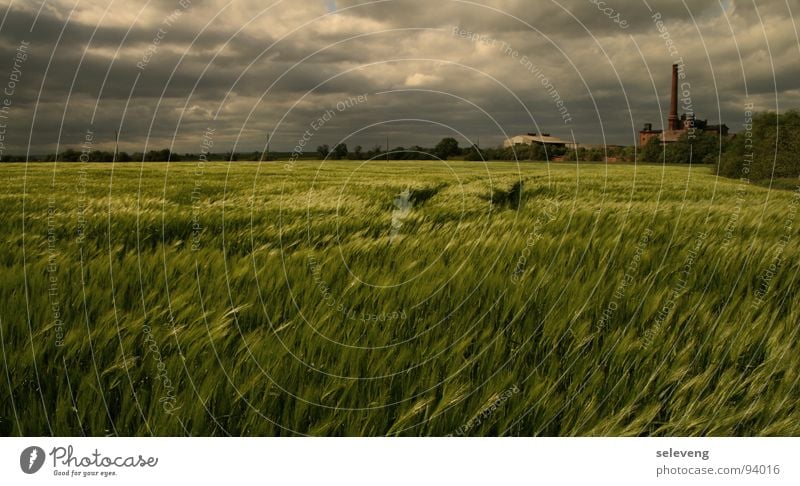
0 0 796 155
336 0 722 36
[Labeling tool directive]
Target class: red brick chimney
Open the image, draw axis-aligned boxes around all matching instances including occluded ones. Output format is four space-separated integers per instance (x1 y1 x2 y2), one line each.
668 63 679 131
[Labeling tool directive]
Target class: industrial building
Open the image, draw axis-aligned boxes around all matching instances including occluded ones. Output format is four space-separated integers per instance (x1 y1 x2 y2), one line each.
504 133 576 150
639 64 729 146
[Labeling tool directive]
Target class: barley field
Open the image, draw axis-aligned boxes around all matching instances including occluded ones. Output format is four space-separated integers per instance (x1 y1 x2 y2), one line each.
1 160 799 436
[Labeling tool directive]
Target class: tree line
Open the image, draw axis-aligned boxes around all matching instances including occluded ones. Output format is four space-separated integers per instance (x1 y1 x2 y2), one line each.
637 110 800 183
315 138 638 162
0 148 269 163
640 131 727 165
717 110 800 182
4 111 798 184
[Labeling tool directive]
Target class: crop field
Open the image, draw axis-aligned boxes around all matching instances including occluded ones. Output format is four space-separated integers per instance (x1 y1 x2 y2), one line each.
1 160 799 436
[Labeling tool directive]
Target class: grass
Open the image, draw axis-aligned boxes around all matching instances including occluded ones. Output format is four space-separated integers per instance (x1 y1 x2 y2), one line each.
1 160 799 436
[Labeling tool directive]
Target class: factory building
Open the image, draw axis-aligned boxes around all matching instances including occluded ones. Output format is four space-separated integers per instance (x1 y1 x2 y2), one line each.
639 64 728 146
504 133 577 150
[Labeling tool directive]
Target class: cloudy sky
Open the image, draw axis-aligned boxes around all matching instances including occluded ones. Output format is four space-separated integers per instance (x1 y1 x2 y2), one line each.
0 0 798 155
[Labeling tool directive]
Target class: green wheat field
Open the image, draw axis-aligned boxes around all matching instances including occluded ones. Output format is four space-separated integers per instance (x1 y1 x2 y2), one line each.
1 161 799 436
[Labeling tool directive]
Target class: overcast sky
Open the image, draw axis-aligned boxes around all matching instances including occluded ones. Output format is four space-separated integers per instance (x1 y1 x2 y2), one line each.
0 0 798 155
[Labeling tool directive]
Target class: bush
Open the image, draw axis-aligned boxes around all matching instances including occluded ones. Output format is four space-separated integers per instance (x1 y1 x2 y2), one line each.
718 110 800 181
641 131 726 165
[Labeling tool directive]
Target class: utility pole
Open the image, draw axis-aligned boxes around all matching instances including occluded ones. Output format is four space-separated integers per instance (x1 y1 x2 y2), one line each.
386 136 389 162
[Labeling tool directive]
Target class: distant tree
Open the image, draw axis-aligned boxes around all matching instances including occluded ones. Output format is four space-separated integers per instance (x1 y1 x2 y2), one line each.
640 131 725 165
409 146 435 160
332 143 348 160
390 147 414 160
719 110 800 180
59 149 81 162
640 137 662 163
317 144 330 159
352 145 363 160
620 145 636 162
434 137 460 159
550 144 568 157
365 145 383 159
88 150 113 162
586 147 604 162
529 144 547 161
141 149 175 161
465 144 485 161
687 131 726 165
